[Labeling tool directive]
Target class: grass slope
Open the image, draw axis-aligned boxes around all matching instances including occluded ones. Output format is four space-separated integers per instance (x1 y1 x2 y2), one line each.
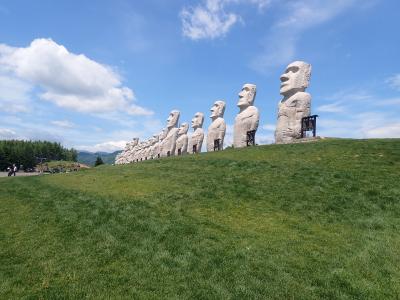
1 139 399 299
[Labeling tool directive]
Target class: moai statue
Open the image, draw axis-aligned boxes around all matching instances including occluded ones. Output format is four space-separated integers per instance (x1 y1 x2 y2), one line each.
115 153 122 164
155 128 167 159
275 61 312 144
175 123 189 155
161 110 180 157
233 84 259 148
150 134 159 159
143 140 151 160
189 112 205 154
207 100 226 152
127 138 139 162
134 142 144 162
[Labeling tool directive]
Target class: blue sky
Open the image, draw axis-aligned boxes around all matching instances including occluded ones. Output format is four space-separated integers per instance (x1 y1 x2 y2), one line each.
0 0 399 152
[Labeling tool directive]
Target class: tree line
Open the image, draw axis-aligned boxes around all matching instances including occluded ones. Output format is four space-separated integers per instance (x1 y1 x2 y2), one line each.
0 140 77 170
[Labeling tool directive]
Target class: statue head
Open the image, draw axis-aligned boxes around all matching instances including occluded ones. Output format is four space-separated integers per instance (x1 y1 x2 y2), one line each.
280 61 311 96
167 110 180 129
132 138 139 147
210 100 226 119
191 112 204 129
153 134 159 143
237 83 256 108
178 123 189 135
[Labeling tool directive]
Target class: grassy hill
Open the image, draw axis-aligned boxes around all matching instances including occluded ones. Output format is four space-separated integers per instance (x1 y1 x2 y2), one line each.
77 150 121 166
1 139 399 299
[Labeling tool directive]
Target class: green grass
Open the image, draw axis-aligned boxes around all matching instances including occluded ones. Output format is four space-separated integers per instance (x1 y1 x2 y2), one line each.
1 139 400 299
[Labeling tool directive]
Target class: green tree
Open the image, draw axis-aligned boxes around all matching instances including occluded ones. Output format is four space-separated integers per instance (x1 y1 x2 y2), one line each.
94 156 104 167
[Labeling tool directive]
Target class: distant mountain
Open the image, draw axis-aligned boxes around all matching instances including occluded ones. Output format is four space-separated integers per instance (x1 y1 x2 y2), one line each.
77 150 122 166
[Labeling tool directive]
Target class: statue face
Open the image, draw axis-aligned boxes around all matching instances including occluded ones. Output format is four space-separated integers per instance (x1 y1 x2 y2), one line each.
191 112 204 129
237 84 256 108
178 123 189 135
280 61 311 96
210 101 225 118
167 110 180 128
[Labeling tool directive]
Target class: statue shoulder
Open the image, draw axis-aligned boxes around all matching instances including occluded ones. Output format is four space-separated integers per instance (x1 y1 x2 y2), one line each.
295 92 311 101
248 106 259 115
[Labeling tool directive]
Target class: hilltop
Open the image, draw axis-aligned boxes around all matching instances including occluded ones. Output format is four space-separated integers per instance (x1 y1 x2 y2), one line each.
1 139 399 299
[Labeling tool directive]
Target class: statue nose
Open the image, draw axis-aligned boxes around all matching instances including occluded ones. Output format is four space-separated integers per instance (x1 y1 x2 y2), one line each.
280 74 289 82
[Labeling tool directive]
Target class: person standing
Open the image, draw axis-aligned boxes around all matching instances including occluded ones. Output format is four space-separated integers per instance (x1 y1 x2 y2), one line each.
12 164 17 176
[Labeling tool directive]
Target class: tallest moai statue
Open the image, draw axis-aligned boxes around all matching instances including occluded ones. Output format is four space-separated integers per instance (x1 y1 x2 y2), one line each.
275 61 312 144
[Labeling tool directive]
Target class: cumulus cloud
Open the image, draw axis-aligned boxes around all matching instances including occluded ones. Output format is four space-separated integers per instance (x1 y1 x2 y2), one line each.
181 0 271 40
181 0 239 40
0 75 32 113
0 38 153 116
51 120 75 128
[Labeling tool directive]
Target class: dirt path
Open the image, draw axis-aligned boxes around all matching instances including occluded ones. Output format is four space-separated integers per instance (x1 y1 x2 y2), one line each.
0 172 40 178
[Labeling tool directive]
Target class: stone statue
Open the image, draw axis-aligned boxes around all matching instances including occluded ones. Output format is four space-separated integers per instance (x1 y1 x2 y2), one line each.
233 84 259 148
161 110 180 157
207 100 226 152
189 112 204 154
150 134 159 159
175 123 189 155
126 138 139 162
144 139 152 160
154 129 167 159
275 61 312 144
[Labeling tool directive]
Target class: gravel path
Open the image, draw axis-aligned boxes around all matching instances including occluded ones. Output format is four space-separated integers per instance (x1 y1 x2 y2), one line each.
0 172 40 178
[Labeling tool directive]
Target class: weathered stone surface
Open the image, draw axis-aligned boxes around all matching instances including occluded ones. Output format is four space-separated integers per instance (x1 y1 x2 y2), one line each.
189 112 204 154
175 123 189 155
161 110 180 157
233 83 259 148
207 101 226 152
275 61 312 144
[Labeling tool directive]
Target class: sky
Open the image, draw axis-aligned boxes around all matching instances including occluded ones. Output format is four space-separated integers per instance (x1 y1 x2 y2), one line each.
0 0 399 152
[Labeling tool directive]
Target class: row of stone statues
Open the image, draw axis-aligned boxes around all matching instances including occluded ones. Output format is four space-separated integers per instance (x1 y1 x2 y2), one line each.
115 60 312 164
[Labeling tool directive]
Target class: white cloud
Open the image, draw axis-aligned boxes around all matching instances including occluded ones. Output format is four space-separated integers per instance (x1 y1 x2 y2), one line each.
181 0 239 40
375 98 400 106
386 74 400 91
318 112 400 139
262 123 275 131
365 123 400 138
76 140 127 153
0 75 32 113
181 0 272 40
317 102 346 113
0 128 18 139
51 120 75 128
0 38 153 116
